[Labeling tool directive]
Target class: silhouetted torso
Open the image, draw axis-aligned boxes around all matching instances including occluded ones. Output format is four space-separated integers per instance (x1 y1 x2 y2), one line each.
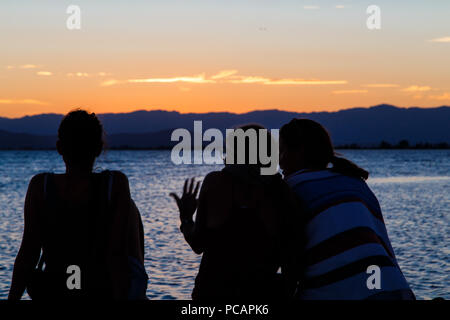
191 167 288 301
40 171 113 299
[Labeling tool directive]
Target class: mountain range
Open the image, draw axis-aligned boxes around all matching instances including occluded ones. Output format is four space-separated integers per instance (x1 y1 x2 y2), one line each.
0 104 449 149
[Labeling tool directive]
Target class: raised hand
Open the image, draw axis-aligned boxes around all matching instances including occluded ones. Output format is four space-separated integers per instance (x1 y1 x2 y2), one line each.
170 178 201 222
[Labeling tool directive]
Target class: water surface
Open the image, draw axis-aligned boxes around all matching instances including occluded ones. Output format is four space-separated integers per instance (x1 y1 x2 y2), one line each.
0 150 448 299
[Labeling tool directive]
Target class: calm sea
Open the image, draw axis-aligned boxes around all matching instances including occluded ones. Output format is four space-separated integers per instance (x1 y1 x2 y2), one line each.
0 150 449 300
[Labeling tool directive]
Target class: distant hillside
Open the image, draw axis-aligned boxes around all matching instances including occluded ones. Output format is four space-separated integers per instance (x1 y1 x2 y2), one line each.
0 130 55 149
0 129 176 150
0 104 449 148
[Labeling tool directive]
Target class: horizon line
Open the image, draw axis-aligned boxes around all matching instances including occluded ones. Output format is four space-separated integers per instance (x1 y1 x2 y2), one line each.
1 103 449 120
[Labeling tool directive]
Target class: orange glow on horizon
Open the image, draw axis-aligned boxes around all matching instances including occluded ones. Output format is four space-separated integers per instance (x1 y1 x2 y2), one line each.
1 2 449 118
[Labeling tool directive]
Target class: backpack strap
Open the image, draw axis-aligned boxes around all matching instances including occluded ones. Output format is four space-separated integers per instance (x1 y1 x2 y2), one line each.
36 173 51 271
107 170 113 205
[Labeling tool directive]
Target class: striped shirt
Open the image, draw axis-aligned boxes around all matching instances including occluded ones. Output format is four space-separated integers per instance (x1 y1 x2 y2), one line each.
286 169 414 300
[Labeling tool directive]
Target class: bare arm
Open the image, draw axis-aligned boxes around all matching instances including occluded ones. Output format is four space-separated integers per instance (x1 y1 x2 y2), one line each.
128 199 144 264
8 175 44 300
108 171 133 299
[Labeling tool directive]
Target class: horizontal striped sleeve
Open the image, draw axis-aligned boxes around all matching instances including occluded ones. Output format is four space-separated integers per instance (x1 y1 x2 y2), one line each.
305 201 392 251
305 226 394 267
304 243 390 278
306 197 384 223
303 255 395 289
299 266 412 300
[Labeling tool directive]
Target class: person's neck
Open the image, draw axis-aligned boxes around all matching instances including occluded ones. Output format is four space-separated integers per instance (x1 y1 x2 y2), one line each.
65 166 92 178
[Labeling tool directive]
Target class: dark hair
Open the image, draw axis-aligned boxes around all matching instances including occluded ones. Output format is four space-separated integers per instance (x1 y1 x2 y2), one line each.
280 118 369 180
58 109 104 168
226 123 273 167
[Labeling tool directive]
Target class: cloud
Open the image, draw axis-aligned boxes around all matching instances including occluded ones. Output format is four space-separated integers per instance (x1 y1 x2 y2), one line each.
228 76 268 84
210 70 238 80
332 90 368 94
362 84 399 88
401 85 433 92
5 64 41 70
101 70 347 87
36 71 53 76
335 5 347 9
21 64 40 69
67 72 90 77
262 79 347 85
429 92 450 101
0 99 49 105
127 74 214 84
429 37 450 43
67 72 111 77
214 72 348 86
101 74 213 86
101 79 123 87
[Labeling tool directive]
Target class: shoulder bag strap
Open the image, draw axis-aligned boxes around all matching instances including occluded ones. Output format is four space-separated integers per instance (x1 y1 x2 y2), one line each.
36 173 50 271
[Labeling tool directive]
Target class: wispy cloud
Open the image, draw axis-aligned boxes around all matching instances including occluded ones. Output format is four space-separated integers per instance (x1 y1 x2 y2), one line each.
362 84 399 88
335 5 347 9
67 72 111 77
332 90 368 94
227 76 268 84
210 70 238 80
101 70 347 87
401 85 433 92
128 74 214 84
5 64 41 69
67 72 90 77
21 64 40 69
101 74 213 86
0 99 49 105
260 78 347 85
228 76 343 85
36 71 53 76
101 79 122 87
429 92 450 101
429 37 450 43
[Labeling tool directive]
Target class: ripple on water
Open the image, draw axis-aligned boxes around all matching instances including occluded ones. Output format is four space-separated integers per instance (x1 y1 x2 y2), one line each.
0 150 449 299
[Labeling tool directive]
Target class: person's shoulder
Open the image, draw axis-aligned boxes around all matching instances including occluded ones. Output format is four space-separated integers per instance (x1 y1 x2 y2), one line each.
26 173 49 200
108 170 129 182
105 170 130 192
29 172 48 188
102 170 131 203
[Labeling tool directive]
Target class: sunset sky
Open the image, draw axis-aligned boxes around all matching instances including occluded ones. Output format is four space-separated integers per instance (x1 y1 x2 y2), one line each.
1 0 449 118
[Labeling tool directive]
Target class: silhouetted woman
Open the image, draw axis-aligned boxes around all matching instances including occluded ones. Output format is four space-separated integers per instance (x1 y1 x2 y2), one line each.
8 109 147 300
279 118 415 300
170 124 299 301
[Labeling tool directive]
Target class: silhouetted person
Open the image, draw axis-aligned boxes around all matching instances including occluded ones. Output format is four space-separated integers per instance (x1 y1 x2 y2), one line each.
170 124 299 301
279 118 415 300
8 109 147 300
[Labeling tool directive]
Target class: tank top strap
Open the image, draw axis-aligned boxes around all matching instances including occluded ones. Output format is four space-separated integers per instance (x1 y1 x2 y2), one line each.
107 170 113 204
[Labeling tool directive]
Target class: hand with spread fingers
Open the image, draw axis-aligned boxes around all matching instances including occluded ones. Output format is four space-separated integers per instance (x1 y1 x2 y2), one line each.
170 178 201 223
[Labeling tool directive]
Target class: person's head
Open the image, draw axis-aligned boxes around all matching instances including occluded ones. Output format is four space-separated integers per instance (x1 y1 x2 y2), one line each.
56 109 104 172
279 118 368 180
225 123 273 169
